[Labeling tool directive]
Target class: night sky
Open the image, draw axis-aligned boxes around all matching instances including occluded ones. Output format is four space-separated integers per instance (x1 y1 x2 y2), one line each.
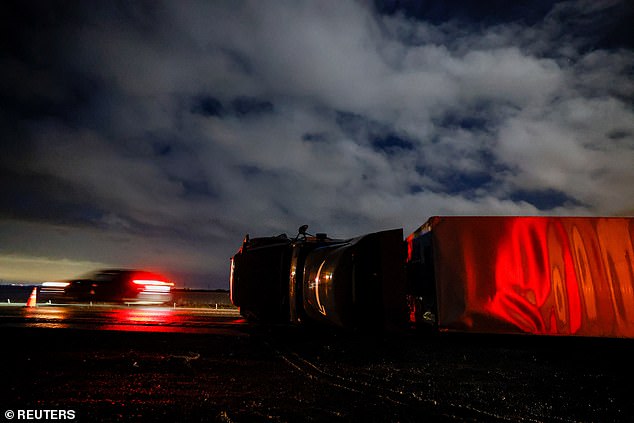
1 0 633 288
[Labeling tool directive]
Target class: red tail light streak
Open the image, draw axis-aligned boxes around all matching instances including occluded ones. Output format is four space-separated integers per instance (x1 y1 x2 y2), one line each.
132 279 174 293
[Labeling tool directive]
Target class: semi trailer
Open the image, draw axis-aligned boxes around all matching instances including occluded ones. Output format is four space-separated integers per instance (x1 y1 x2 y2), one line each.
230 216 634 338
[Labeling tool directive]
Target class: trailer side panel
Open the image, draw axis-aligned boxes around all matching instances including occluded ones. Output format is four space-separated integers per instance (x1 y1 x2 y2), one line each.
422 216 634 337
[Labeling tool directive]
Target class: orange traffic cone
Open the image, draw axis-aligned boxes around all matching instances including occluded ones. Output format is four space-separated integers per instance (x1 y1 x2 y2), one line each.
26 287 37 307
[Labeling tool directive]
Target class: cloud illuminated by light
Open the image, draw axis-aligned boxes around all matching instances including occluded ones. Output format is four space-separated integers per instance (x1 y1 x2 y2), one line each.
0 255 111 283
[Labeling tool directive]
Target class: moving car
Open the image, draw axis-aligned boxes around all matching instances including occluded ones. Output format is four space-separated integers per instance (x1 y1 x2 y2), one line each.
60 269 174 304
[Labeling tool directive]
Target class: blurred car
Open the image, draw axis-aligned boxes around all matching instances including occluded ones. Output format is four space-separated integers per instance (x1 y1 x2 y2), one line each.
59 269 174 304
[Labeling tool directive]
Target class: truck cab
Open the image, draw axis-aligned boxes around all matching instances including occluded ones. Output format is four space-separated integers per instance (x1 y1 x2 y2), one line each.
230 226 408 330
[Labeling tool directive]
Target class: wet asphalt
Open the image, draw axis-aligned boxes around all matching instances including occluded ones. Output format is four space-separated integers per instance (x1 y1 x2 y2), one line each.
1 305 633 422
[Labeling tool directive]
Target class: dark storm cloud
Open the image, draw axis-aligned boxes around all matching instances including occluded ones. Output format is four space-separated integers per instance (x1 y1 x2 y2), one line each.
509 188 583 210
375 0 557 26
191 96 274 118
1 0 633 286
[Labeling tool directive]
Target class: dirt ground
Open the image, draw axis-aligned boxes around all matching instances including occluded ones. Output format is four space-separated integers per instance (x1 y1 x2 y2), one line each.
2 325 633 422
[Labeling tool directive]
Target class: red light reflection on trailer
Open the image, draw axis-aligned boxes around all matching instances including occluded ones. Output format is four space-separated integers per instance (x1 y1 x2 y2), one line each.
486 218 582 334
428 216 634 337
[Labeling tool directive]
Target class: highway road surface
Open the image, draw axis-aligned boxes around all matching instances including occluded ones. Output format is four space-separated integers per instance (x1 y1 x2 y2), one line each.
1 302 633 422
0 303 243 334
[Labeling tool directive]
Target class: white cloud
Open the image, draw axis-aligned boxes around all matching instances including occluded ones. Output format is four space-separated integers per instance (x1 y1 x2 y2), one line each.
3 0 634 286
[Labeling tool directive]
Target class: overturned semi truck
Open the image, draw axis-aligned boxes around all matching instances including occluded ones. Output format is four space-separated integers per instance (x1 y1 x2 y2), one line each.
230 216 634 338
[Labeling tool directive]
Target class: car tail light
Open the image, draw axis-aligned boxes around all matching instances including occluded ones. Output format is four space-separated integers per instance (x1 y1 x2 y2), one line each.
132 278 174 293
